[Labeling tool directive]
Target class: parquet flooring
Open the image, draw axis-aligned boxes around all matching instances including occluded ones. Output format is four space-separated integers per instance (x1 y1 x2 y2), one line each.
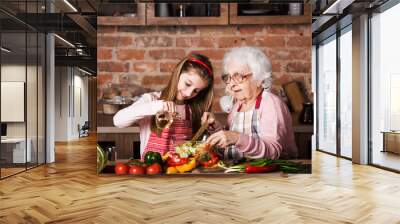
0 135 399 223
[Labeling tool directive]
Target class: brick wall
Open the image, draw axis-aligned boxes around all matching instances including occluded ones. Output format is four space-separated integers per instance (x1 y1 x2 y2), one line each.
97 24 312 112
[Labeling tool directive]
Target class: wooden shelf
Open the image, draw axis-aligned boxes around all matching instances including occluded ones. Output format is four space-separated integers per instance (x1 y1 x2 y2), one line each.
146 3 229 26
97 3 146 26
229 3 312 25
98 3 310 27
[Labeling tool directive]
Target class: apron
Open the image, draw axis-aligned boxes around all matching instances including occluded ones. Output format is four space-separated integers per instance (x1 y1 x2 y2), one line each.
216 92 263 162
142 105 192 160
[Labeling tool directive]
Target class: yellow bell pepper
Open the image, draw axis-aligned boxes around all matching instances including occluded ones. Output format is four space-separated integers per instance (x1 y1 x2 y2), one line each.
162 152 171 161
166 166 178 174
175 158 196 173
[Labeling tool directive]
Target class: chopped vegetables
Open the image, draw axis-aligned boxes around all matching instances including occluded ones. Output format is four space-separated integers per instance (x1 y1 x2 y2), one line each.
174 141 208 158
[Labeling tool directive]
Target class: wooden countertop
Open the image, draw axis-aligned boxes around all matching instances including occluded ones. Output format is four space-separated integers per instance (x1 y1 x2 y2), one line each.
97 126 140 134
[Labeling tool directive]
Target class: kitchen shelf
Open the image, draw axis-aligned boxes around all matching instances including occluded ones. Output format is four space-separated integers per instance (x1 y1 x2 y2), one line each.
229 3 312 25
146 3 229 26
97 3 146 26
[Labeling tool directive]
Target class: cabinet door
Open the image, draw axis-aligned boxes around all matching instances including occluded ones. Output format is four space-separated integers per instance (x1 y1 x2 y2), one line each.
229 3 311 25
97 3 146 26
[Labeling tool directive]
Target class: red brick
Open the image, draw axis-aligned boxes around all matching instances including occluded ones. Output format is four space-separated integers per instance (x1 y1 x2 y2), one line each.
238 25 265 35
98 62 129 73
266 25 292 35
135 36 173 47
116 49 145 61
132 62 157 73
199 26 237 35
218 37 245 48
142 75 170 86
119 26 157 34
97 73 113 87
190 49 225 61
98 36 133 47
287 36 311 47
286 62 311 73
247 36 285 47
160 62 177 73
176 37 192 47
177 37 216 48
272 61 282 73
97 26 117 34
149 49 186 60
267 49 290 60
178 26 198 34
157 26 179 35
98 48 113 60
274 74 293 86
290 50 311 61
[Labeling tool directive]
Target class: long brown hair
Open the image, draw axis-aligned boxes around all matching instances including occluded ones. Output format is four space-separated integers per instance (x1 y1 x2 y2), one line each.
151 53 214 132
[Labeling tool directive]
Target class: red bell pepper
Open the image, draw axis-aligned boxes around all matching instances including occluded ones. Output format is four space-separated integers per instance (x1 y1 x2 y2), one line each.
167 153 189 167
200 152 219 168
245 164 278 174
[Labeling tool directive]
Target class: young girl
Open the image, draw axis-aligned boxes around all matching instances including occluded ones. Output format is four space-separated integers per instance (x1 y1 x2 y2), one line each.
113 54 214 159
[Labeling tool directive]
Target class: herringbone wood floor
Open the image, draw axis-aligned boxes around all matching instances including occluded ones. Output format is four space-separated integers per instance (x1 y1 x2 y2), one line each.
0 135 399 224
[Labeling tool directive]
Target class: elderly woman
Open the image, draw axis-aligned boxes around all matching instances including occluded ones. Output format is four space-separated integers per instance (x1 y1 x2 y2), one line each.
203 46 298 160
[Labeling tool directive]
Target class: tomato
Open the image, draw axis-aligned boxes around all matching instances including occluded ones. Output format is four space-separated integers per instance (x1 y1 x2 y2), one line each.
129 165 145 175
114 162 128 175
167 153 189 166
200 152 219 168
146 163 161 175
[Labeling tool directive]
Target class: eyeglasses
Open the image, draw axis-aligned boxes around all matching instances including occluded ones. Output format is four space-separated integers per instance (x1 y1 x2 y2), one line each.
221 72 252 84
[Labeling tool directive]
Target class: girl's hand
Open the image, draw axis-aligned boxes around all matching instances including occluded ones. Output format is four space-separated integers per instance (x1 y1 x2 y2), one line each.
201 112 216 125
162 101 176 114
206 130 240 148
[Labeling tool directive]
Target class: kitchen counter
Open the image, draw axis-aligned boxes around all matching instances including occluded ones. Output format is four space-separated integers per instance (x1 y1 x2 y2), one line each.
99 159 312 176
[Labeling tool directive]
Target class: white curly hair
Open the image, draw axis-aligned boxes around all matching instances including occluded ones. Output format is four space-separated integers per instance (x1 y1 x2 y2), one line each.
222 46 273 91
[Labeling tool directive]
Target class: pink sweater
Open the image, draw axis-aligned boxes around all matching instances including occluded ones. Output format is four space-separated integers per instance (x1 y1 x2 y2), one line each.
113 92 164 156
228 91 298 159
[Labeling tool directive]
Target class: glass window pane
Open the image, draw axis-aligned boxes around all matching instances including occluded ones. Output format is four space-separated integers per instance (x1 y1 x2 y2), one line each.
371 3 400 171
1 30 27 177
340 28 352 158
27 31 38 169
317 36 337 154
38 32 45 165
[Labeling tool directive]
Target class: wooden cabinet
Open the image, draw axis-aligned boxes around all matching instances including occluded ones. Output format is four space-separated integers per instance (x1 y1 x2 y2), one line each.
146 3 229 26
229 3 312 25
98 3 311 26
97 3 146 26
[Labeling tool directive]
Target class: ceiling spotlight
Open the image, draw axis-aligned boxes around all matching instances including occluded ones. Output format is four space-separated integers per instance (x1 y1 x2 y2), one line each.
63 0 78 12
1 47 11 53
54 34 75 48
78 67 93 76
323 0 355 15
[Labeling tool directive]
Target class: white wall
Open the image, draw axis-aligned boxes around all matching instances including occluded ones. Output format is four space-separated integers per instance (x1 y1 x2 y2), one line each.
55 67 89 141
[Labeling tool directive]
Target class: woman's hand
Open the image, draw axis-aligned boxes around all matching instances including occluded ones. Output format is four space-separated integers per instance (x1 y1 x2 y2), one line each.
201 112 216 126
206 130 240 148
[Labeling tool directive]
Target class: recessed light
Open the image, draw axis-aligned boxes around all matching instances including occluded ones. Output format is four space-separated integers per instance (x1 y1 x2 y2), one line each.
63 0 78 12
54 34 75 48
1 47 11 53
